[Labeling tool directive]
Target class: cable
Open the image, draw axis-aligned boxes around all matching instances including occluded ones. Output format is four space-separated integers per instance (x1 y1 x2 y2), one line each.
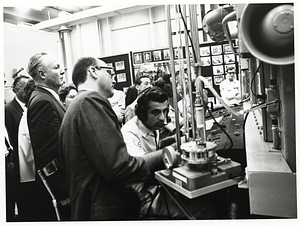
207 108 233 151
178 5 197 63
250 61 262 97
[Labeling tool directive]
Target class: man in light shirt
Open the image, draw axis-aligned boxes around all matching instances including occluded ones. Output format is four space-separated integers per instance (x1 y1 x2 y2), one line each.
219 66 241 105
121 86 216 219
108 70 126 125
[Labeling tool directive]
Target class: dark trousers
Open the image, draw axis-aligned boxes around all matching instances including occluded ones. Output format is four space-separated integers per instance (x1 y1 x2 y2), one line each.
6 171 17 222
35 179 71 221
17 181 41 221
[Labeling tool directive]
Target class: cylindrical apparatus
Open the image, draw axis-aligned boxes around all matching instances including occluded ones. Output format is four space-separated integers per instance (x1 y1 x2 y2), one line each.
181 141 217 170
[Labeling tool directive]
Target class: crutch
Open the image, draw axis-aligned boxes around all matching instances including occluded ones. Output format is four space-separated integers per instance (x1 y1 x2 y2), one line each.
37 170 60 221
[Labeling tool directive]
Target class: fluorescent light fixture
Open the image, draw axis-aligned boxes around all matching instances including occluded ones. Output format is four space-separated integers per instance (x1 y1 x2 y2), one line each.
17 22 33 27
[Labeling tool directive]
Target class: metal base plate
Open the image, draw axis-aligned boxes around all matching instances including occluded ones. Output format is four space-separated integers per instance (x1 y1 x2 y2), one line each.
155 159 243 199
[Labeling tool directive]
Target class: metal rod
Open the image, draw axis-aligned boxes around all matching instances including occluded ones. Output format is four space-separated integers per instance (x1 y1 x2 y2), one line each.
166 5 182 152
37 170 61 221
189 5 207 142
182 4 196 140
175 5 189 140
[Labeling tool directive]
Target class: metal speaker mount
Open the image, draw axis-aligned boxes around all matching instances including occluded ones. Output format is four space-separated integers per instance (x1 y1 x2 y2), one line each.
203 6 234 42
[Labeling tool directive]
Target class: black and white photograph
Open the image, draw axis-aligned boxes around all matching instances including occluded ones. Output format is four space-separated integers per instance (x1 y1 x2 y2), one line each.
212 55 223 65
153 50 162 61
117 73 127 83
133 53 142 64
212 65 224 75
163 49 170 59
174 48 182 59
200 56 211 66
115 60 125 71
223 44 232 54
143 51 152 62
2 2 297 225
224 54 235 64
200 46 210 56
211 44 222 55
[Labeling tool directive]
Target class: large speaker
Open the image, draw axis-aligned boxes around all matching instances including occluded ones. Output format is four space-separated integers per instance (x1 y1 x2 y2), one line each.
240 4 294 65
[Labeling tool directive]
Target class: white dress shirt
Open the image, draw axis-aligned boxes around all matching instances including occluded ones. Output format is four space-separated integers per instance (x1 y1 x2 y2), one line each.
18 109 36 182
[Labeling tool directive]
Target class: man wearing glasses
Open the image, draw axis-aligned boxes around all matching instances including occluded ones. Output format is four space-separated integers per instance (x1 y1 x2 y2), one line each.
59 57 164 220
219 66 241 105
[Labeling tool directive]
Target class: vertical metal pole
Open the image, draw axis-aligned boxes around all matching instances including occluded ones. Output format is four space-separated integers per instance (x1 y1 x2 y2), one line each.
175 5 188 140
189 5 207 142
182 4 196 141
269 65 280 149
166 5 182 152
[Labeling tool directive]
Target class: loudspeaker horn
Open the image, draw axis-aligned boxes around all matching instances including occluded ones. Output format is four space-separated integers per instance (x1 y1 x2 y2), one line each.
240 4 294 65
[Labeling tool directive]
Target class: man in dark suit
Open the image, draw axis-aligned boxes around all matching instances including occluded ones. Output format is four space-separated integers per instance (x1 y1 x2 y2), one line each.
5 75 30 221
125 63 156 107
27 52 70 221
59 57 164 220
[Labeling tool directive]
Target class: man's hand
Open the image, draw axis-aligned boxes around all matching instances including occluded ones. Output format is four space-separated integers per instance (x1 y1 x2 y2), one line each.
113 105 125 122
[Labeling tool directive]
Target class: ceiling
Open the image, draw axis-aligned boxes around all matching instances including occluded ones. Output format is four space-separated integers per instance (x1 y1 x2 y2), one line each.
3 5 155 32
3 6 99 25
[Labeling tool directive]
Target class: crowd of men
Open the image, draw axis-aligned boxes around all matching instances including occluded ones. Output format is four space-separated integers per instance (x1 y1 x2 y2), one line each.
5 52 241 221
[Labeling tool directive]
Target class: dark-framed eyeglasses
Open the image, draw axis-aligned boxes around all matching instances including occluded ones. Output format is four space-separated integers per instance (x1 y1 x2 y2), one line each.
94 66 114 75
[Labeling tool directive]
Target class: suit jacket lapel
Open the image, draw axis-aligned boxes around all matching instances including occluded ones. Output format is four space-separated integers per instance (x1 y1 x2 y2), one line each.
12 97 24 114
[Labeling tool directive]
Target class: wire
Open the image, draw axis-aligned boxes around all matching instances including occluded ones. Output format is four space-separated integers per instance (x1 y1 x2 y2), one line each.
207 108 233 151
178 5 197 63
250 61 262 96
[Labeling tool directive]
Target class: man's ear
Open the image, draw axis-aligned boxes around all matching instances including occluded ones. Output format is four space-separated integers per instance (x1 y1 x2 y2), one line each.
38 70 46 80
12 87 18 94
88 66 98 79
135 84 140 91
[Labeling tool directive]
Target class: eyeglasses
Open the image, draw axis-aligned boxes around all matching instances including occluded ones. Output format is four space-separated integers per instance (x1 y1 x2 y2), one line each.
94 66 114 75
228 71 235 75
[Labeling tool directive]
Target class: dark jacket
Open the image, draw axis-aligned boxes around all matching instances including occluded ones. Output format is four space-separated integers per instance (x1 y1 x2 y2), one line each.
5 97 24 220
27 86 68 201
5 97 23 160
59 90 163 220
125 85 138 107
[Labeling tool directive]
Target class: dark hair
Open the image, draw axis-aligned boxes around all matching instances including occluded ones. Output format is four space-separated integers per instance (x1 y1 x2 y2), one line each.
135 75 150 86
153 77 165 90
23 79 36 105
12 75 30 93
72 57 98 87
135 86 168 121
58 84 78 102
226 66 235 72
153 74 173 98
